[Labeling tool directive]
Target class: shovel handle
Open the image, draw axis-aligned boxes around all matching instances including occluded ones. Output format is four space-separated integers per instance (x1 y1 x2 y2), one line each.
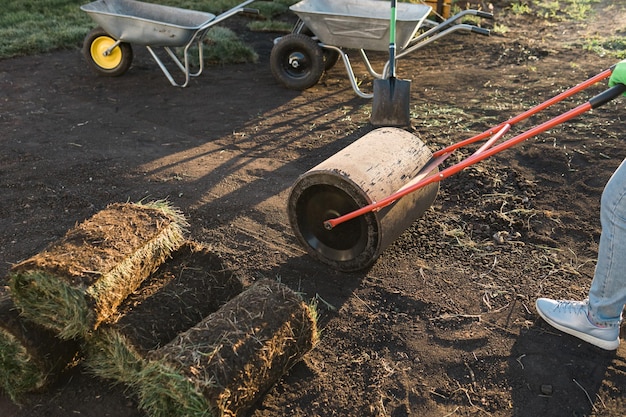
388 0 398 78
390 0 397 41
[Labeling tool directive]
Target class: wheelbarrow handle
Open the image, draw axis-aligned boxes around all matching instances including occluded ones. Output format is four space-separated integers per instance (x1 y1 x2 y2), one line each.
470 27 490 36
242 8 259 14
323 83 625 230
475 10 495 19
201 0 256 30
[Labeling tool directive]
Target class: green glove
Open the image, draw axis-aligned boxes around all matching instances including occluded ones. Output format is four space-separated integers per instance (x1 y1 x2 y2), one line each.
609 59 626 95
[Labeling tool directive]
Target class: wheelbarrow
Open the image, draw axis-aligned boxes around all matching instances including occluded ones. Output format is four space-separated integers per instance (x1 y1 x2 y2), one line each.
80 0 258 87
287 65 626 272
270 0 493 98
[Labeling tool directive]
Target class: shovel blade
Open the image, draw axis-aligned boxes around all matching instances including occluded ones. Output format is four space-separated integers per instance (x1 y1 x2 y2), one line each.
370 77 411 127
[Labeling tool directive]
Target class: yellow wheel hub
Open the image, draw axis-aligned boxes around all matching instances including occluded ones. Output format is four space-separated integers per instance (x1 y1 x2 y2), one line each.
90 36 122 70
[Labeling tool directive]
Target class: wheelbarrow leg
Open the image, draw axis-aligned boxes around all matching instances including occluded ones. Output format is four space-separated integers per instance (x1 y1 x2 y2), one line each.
322 45 374 99
145 37 205 88
146 46 189 88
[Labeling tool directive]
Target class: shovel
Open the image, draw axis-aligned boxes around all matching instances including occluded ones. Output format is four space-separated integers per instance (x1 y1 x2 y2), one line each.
370 0 411 127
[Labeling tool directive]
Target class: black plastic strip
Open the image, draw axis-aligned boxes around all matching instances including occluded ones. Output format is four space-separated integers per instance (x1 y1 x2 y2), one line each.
589 84 626 109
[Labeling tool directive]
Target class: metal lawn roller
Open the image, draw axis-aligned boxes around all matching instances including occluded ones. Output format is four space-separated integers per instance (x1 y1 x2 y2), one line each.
80 0 258 87
287 65 626 272
270 0 493 98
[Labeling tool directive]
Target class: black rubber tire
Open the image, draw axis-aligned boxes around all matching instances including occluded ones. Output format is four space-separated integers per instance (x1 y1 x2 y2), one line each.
322 48 340 71
294 22 339 71
82 27 133 77
270 33 325 91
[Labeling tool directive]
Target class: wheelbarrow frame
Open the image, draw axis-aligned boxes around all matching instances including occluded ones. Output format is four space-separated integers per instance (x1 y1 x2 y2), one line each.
270 0 493 98
323 65 626 229
80 0 257 87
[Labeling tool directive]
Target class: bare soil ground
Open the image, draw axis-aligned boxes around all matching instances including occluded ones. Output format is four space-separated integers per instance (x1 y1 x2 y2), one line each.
1 1 626 416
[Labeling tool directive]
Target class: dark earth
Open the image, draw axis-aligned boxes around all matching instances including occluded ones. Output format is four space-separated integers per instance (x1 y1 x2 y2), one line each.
2 1 626 416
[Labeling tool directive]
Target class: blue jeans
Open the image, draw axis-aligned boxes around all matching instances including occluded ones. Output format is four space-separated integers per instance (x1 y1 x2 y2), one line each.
588 158 626 327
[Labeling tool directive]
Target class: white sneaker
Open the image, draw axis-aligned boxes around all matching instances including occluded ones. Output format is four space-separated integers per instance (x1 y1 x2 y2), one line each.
535 298 620 350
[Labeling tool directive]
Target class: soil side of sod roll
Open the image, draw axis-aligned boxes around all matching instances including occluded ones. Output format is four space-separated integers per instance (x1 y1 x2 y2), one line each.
83 240 245 385
0 288 80 403
7 201 188 340
137 279 319 417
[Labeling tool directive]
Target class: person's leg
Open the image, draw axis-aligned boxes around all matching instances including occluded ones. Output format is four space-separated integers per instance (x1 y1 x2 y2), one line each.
535 158 626 350
588 157 626 325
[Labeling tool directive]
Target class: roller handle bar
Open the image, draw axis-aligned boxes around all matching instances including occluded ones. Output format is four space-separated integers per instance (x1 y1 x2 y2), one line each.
432 67 614 158
590 83 626 108
323 80 625 230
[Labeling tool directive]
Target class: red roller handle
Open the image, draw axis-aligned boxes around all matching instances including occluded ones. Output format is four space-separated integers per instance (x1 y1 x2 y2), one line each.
323 73 624 230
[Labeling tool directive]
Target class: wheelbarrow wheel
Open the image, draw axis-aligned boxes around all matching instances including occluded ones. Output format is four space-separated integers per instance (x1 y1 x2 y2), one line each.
322 48 340 71
295 24 340 71
270 33 324 91
82 27 133 77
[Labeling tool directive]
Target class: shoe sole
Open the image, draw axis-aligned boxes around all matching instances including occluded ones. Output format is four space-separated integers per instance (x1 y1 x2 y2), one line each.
536 308 620 351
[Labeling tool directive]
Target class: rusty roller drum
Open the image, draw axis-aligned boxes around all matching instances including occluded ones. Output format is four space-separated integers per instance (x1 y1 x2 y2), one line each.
288 127 439 272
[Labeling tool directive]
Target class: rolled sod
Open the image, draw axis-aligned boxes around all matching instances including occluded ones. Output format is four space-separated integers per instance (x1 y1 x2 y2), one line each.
0 288 80 403
83 241 244 385
8 201 188 340
136 279 319 417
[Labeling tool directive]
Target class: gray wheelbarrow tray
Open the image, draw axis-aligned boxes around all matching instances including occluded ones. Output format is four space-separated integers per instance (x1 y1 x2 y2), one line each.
80 0 256 87
271 0 492 98
292 0 431 52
